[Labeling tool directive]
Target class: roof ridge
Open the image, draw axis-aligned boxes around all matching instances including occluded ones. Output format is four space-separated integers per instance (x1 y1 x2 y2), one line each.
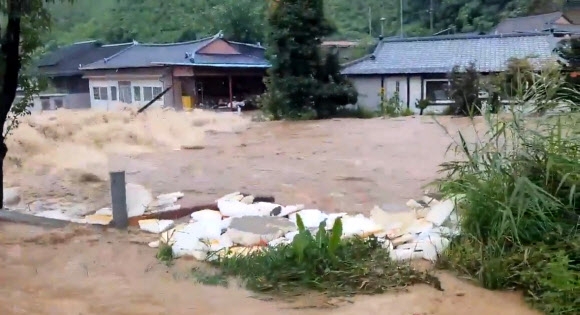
503 11 562 21
137 34 216 47
70 39 98 45
228 41 266 49
382 32 549 43
79 42 138 70
102 42 135 47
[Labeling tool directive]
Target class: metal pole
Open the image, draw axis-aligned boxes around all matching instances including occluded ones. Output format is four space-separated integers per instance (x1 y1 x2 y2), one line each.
368 7 372 36
110 171 128 229
400 0 404 37
430 0 434 33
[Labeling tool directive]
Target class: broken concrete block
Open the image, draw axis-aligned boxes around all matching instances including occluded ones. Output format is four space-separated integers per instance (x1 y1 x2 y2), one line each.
190 209 222 222
126 183 153 217
425 199 455 226
226 216 297 246
95 207 113 216
3 187 20 207
240 195 255 204
289 209 328 229
138 219 175 234
85 214 113 225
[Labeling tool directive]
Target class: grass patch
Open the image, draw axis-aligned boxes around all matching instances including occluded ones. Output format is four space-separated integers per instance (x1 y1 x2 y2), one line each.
434 71 580 314
191 267 229 287
210 216 442 296
156 242 174 266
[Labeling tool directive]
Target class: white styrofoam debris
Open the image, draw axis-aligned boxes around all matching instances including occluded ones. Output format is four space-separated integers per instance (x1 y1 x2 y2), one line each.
289 209 328 228
220 217 233 230
405 199 423 209
138 219 175 234
269 237 292 247
148 240 160 248
171 221 223 258
126 183 154 217
240 195 255 204
341 214 384 238
390 247 424 261
157 192 184 200
278 204 305 217
397 236 450 262
208 234 234 252
216 192 244 203
190 209 222 222
246 202 283 216
95 207 113 216
425 199 455 226
421 195 440 206
405 219 434 235
3 187 20 206
391 233 414 246
285 231 299 241
217 200 256 217
325 212 347 229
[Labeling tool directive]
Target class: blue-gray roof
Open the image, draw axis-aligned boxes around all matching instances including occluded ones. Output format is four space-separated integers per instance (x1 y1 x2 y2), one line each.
341 33 557 75
80 33 269 70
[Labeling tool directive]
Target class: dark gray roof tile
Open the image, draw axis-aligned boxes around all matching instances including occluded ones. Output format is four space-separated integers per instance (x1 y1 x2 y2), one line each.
341 33 555 75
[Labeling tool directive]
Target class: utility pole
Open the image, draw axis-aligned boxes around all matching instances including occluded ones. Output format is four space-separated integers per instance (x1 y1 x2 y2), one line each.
430 0 434 33
368 7 372 36
380 17 386 37
400 0 404 37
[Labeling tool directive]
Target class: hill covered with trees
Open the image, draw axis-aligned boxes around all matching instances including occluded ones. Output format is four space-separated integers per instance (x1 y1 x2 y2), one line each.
44 0 563 47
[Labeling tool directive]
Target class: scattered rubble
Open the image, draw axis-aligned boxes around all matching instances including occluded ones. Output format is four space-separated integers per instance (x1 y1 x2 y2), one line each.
147 191 460 263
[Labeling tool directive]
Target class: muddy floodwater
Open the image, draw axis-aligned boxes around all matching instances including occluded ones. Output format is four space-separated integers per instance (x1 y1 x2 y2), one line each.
0 116 540 314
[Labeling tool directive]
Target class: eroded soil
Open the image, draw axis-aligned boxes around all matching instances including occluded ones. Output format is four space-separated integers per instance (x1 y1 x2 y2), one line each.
0 116 539 314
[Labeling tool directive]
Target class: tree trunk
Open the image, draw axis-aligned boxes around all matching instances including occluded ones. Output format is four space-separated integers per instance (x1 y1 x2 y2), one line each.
0 0 23 209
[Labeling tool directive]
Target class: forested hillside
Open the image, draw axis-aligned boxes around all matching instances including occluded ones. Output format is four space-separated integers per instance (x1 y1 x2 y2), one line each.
45 0 563 46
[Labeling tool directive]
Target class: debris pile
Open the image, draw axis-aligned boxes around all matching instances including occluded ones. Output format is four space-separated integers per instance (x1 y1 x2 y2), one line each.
144 191 461 263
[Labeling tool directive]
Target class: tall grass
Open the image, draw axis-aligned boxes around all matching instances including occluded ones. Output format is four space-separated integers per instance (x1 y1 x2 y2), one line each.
436 65 580 314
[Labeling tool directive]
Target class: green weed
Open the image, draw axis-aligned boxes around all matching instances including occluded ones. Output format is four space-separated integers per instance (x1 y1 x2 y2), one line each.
435 67 580 314
211 216 442 296
156 242 174 266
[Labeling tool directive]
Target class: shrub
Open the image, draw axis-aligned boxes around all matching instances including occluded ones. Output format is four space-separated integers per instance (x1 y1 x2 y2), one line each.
448 62 482 116
436 69 580 313
212 216 441 296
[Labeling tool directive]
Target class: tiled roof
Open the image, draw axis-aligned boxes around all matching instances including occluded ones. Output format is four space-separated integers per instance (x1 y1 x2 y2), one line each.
36 41 133 76
81 33 269 70
492 12 564 34
341 33 556 75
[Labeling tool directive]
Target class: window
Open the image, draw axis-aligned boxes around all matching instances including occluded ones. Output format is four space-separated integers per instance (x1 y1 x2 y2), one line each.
111 86 118 101
143 87 153 101
99 87 108 100
118 81 132 104
133 86 141 101
395 81 400 95
92 87 100 100
424 80 451 103
53 98 64 109
40 97 51 110
93 86 108 100
153 87 162 99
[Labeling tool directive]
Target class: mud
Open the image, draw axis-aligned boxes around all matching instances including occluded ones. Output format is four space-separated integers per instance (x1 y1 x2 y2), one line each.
0 116 539 314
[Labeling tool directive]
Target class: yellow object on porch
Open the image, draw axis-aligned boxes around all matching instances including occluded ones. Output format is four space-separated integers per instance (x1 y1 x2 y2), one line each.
182 96 193 111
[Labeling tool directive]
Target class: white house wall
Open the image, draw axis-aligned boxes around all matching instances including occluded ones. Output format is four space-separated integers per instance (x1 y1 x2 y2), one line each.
88 77 165 110
350 75 423 113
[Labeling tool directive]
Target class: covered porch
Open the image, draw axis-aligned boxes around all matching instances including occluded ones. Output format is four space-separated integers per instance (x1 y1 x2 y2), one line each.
171 66 266 110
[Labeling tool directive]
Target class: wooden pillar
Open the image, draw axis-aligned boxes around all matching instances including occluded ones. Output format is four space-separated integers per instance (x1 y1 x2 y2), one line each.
228 75 233 105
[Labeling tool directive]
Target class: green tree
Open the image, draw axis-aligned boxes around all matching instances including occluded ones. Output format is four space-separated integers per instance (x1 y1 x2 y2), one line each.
0 0 66 208
264 0 357 119
448 62 482 116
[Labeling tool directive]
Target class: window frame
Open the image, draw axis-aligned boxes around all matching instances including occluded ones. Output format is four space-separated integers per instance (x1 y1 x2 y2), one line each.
423 79 453 104
143 86 153 102
110 86 118 101
133 86 141 102
92 87 101 100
